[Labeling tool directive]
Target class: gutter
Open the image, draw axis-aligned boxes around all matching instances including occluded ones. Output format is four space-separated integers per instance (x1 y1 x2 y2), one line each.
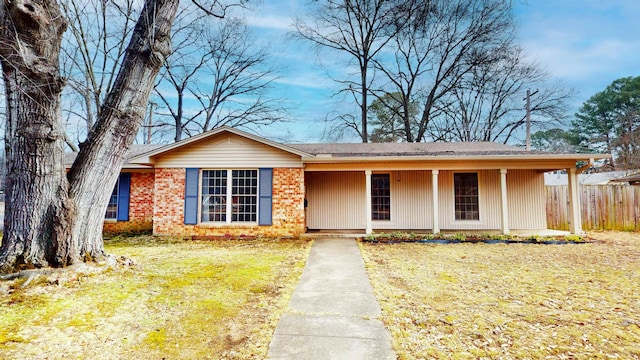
301 153 611 163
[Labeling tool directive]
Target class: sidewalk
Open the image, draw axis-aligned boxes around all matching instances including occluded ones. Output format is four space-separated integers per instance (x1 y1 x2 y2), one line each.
268 238 396 359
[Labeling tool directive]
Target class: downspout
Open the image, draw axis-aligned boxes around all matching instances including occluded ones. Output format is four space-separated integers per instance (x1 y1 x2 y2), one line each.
577 158 594 174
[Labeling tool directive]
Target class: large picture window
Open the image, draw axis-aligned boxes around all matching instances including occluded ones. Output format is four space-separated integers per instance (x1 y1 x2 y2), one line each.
201 169 258 223
454 173 479 220
371 174 391 220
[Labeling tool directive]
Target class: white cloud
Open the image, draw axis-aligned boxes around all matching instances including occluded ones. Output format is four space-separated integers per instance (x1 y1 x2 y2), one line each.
245 14 293 31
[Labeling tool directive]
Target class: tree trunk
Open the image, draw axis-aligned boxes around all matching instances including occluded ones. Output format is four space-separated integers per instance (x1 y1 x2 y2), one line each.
0 0 178 272
0 0 75 272
66 0 178 261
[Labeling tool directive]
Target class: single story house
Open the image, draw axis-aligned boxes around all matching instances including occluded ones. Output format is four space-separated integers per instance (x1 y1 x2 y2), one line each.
608 172 640 186
90 126 609 237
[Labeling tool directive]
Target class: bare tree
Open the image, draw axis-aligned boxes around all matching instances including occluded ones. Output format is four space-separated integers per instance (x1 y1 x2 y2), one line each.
60 0 139 140
0 0 178 272
156 16 284 142
295 0 413 143
151 6 207 142
373 0 514 142
432 47 574 144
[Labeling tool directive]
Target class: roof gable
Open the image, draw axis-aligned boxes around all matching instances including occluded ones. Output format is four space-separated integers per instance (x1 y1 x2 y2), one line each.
129 126 312 165
131 127 309 168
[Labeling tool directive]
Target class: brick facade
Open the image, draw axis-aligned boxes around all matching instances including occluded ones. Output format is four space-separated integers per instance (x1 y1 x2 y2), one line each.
153 167 305 238
103 172 154 233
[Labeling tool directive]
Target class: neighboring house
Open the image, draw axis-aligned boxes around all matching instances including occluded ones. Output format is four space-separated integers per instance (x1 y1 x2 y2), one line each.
74 127 608 236
609 172 640 186
545 169 640 186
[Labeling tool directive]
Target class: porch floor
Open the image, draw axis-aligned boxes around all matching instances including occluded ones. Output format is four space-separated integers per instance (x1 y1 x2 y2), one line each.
302 229 573 238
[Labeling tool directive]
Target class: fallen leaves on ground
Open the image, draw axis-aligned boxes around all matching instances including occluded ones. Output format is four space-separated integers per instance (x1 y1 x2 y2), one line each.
361 231 640 359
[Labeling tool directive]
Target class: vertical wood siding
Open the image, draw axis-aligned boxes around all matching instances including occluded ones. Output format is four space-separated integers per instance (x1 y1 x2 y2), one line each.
507 170 546 229
373 171 432 230
306 172 365 229
306 169 550 231
439 170 501 230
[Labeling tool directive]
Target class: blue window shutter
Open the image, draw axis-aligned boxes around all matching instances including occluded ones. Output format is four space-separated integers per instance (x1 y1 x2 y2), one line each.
258 168 273 226
116 173 131 221
184 168 199 225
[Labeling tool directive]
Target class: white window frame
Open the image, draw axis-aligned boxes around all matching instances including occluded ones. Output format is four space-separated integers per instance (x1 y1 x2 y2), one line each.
200 169 259 224
105 178 119 220
371 173 391 221
453 172 480 222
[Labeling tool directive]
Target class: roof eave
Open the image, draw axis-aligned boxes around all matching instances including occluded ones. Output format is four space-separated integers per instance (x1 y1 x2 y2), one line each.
301 153 611 163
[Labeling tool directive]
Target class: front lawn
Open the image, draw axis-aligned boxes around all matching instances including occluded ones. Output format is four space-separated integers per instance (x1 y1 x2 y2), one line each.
0 236 311 359
361 231 640 359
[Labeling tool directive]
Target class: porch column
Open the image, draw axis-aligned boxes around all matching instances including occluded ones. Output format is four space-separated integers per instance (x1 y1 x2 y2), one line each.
499 169 510 235
431 170 440 234
567 167 583 234
365 170 373 234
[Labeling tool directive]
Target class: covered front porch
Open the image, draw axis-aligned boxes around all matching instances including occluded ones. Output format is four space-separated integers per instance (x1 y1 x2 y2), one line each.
304 166 585 235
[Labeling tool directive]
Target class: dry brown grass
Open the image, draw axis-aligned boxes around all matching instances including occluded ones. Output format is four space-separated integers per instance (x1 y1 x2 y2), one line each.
361 231 640 359
0 236 311 359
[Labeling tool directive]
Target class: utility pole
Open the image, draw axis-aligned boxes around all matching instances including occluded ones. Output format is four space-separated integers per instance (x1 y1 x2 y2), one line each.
145 102 156 144
524 89 538 151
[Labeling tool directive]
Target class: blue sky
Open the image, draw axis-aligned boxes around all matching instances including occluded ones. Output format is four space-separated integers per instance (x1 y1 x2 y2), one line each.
239 0 640 143
515 1 640 104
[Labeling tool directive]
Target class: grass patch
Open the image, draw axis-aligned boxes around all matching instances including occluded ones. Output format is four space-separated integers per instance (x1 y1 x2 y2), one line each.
0 236 311 359
361 231 640 359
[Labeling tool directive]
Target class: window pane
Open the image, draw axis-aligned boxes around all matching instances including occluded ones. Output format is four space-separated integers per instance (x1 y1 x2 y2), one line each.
201 170 227 222
105 179 118 220
371 174 391 221
454 173 479 220
232 170 257 222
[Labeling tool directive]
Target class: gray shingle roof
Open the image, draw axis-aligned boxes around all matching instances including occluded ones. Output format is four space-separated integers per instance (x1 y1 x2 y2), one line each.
609 172 640 184
65 144 164 168
287 141 529 157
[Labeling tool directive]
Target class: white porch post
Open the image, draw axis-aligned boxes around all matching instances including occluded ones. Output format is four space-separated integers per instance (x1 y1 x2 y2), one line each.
567 167 583 234
499 169 509 235
365 170 373 234
432 170 440 234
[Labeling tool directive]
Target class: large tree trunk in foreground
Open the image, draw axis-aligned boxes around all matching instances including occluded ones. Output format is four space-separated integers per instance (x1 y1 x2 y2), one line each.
0 0 75 271
66 0 177 262
0 0 178 273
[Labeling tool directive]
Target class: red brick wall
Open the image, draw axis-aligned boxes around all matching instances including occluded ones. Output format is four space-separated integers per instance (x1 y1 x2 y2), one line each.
153 168 305 238
153 168 186 235
103 171 154 233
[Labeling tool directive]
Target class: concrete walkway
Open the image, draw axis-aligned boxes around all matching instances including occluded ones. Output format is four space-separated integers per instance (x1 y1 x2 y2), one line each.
268 238 396 359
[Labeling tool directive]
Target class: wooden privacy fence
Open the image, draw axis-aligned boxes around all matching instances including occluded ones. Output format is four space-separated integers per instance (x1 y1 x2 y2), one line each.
546 185 640 231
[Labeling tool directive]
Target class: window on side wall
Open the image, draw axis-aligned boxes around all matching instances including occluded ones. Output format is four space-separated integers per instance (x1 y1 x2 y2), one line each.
201 169 258 223
105 178 119 220
371 173 391 221
454 172 479 221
